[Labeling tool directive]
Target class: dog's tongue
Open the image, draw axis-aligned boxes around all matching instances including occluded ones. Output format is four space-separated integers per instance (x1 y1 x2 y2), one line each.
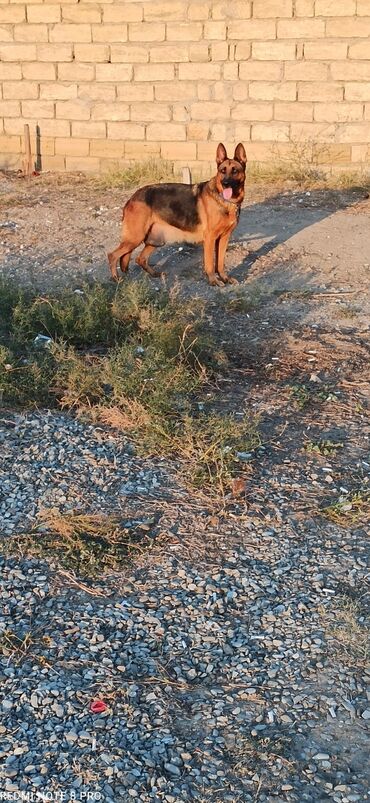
222 187 233 201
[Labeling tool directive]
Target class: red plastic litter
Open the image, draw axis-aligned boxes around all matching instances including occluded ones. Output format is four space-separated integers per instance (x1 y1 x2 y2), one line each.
90 700 107 714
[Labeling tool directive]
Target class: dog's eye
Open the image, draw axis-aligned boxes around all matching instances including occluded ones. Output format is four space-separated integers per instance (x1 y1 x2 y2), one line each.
220 168 226 174
231 167 238 174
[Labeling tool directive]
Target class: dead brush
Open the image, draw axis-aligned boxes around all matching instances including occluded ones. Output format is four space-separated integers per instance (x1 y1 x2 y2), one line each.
322 490 370 527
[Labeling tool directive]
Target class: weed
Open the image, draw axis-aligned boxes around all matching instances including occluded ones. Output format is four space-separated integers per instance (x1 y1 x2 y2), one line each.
304 439 343 456
326 597 369 668
321 489 370 526
0 277 256 493
0 630 34 663
290 384 311 409
6 509 161 578
222 288 262 314
93 158 175 190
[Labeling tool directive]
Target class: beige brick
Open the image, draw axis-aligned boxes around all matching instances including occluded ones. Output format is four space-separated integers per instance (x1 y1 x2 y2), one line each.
0 27 14 43
298 83 343 101
365 105 370 121
155 82 196 101
146 122 185 141
166 22 203 40
314 102 363 122
31 119 70 137
38 44 73 61
22 63 56 80
284 61 327 80
92 24 128 42
118 83 153 101
66 155 100 172
59 63 95 82
4 118 27 136
251 123 290 141
277 19 325 37
56 99 92 119
223 62 239 80
252 42 296 60
187 121 209 140
31 136 55 156
197 141 222 160
0 63 22 80
108 121 145 140
0 43 36 60
41 83 77 100
213 81 233 101
3 81 39 99
134 64 174 81
233 83 249 101
55 137 90 156
331 62 370 81
337 123 370 143
72 120 106 138
274 102 313 121
172 104 190 122
228 19 276 39
345 83 370 101
240 61 282 81
74 44 109 62
79 87 115 106
150 44 189 62
111 45 149 63
253 0 292 16
204 21 225 39
144 1 186 20
326 17 370 37
232 103 273 121
179 63 220 80
27 5 61 23
62 4 101 23
49 23 91 42
295 0 314 14
304 41 348 59
349 42 370 59
0 135 21 153
249 81 297 100
0 6 25 23
103 5 143 22
95 63 132 82
41 155 66 171
161 141 197 160
188 2 209 20
125 141 160 157
211 41 228 60
234 42 252 60
211 123 236 141
129 22 165 41
130 103 171 121
357 0 370 14
92 102 128 122
89 140 124 158
289 121 337 140
191 101 229 120
14 23 48 41
197 83 213 100
212 1 251 18
315 0 356 14
189 42 210 62
22 99 54 118
0 100 20 117
241 142 271 161
351 144 369 161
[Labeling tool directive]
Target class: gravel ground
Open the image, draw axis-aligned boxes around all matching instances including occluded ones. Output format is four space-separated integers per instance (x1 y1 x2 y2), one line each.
1 173 369 802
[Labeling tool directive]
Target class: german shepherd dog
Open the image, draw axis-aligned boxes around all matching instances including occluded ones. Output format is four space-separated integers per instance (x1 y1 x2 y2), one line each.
108 142 247 287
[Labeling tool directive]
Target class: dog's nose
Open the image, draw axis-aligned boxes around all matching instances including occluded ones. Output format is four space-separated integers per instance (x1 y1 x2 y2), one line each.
222 178 232 187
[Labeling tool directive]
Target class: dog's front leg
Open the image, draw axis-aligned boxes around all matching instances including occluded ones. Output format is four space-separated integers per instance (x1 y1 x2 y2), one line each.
216 232 238 285
204 234 224 287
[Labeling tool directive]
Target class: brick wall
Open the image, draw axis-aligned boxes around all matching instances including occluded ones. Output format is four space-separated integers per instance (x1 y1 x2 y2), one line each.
0 0 369 173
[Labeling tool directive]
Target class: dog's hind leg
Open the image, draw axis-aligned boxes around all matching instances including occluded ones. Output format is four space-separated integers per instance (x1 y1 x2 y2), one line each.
136 244 164 278
108 241 138 282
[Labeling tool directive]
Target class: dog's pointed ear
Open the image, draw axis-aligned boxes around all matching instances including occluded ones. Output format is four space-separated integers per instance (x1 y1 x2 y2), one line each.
216 142 227 166
234 143 247 167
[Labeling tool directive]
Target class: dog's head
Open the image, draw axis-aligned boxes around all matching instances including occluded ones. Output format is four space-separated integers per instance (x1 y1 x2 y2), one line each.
215 142 247 203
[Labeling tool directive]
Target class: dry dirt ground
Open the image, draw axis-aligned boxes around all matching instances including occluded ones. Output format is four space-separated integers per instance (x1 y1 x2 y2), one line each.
0 171 369 802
